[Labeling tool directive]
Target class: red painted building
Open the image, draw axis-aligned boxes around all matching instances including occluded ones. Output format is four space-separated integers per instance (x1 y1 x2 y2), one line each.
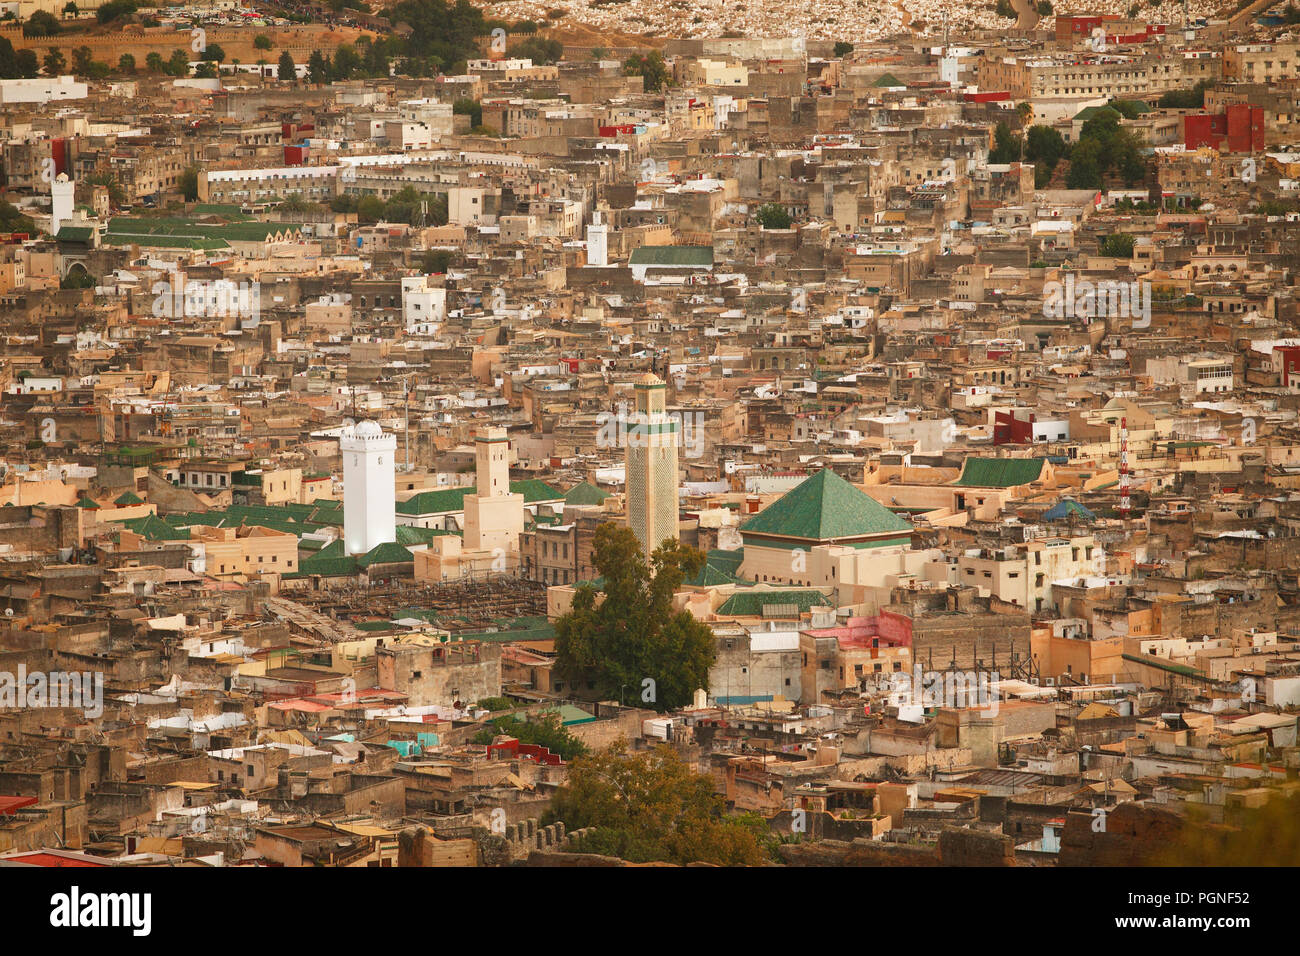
1183 104 1265 153
994 409 1036 445
1276 346 1300 388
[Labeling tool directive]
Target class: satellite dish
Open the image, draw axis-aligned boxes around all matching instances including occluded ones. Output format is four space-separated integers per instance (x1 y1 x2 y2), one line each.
4 608 13 617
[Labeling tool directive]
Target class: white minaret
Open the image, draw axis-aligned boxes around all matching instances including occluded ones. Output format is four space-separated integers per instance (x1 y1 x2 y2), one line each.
586 209 608 267
340 420 396 555
51 174 75 236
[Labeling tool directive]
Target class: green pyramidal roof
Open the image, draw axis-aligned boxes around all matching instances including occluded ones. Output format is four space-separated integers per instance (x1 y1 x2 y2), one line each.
564 481 609 506
740 469 913 542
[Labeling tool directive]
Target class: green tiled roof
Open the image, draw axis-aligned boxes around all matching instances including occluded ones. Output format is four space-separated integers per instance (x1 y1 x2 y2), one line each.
115 514 189 541
76 496 100 509
628 245 714 267
705 549 744 575
167 503 331 538
313 539 346 560
952 457 1047 488
295 554 359 577
395 524 452 546
715 589 832 617
357 541 414 568
873 72 904 87
740 469 912 542
686 563 742 587
106 216 301 243
55 226 93 243
564 481 609 505
396 480 564 516
114 491 145 506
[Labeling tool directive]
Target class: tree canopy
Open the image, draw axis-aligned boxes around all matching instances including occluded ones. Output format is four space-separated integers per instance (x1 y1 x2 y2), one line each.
471 711 587 760
622 50 668 92
755 203 792 229
1100 233 1136 258
543 741 776 865
553 524 715 713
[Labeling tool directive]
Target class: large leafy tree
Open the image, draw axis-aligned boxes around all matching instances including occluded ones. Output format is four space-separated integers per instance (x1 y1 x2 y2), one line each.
390 0 484 75
622 50 668 92
988 121 1023 164
754 202 792 229
554 523 714 713
543 741 775 865
24 10 60 36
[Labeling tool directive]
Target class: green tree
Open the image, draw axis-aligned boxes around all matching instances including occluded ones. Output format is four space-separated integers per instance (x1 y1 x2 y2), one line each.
165 48 189 76
1100 233 1135 258
0 37 24 79
389 0 486 77
118 53 135 74
471 712 587 760
622 50 668 92
95 0 136 24
544 742 776 865
356 195 386 223
145 51 163 73
201 42 225 63
421 249 454 272
62 2 78 16
754 202 792 229
43 47 66 76
254 34 273 51
178 166 199 202
553 524 715 713
833 41 854 57
332 42 361 78
1066 137 1103 189
511 35 562 65
86 171 126 207
15 48 38 78
24 11 60 36
995 0 1015 17
989 120 1023 163
0 200 37 234
1157 79 1211 109
1025 125 1067 187
277 49 296 82
452 96 482 127
71 45 92 75
308 48 328 84
1036 1 1052 13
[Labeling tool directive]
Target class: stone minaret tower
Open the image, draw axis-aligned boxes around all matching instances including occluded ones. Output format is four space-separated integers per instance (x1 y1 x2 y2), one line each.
625 372 679 562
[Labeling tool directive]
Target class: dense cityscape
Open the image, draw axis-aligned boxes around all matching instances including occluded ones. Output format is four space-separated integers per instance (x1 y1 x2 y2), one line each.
0 0 1297 889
